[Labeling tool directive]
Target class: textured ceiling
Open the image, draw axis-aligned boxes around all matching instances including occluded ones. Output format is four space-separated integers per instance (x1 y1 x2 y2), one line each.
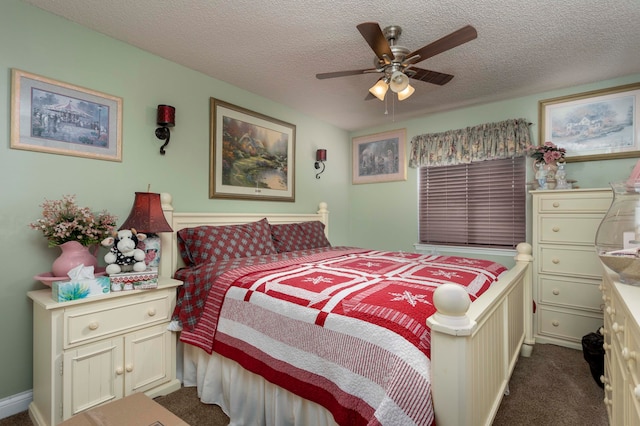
23 0 640 131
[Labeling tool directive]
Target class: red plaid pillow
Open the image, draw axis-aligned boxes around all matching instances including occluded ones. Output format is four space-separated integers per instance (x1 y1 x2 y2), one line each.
270 221 331 253
177 218 278 266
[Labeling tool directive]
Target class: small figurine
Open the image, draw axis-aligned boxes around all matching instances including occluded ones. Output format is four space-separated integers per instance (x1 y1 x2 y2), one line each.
535 162 547 189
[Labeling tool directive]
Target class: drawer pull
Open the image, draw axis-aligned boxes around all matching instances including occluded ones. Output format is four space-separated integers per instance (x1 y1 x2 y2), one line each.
553 202 560 208
613 322 624 334
116 367 124 375
552 226 560 232
147 308 157 317
88 321 99 331
126 364 134 373
552 258 560 264
622 347 638 362
552 288 560 296
552 320 560 327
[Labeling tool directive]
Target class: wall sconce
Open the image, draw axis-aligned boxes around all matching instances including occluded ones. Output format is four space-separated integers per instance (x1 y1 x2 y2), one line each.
315 149 327 179
155 104 175 155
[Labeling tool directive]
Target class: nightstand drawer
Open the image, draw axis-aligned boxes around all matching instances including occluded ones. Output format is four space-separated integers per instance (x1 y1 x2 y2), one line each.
538 246 605 279
538 216 603 245
64 291 172 347
539 275 603 311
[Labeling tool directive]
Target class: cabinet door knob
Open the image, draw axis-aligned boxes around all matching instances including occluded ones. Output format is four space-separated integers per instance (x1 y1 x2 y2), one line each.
552 320 560 327
622 347 637 362
553 202 560 208
147 308 156 317
552 288 560 295
88 321 99 330
115 367 124 375
552 258 560 264
552 226 560 232
125 364 134 373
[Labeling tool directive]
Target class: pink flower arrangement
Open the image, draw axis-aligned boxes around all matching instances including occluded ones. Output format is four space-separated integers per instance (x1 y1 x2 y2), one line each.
527 141 566 164
29 195 117 247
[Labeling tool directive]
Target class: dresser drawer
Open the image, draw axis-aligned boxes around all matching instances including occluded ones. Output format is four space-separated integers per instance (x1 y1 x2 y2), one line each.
64 291 172 347
538 216 604 245
538 307 604 343
537 192 611 213
539 275 603 311
538 246 605 279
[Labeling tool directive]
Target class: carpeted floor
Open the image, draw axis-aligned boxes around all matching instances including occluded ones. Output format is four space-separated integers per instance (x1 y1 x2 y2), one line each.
0 343 606 425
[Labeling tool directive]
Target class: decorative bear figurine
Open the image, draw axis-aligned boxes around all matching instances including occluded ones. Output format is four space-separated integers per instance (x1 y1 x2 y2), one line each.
101 228 147 275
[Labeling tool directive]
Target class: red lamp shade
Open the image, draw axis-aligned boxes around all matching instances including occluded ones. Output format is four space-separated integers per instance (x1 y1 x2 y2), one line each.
316 149 327 162
157 105 175 127
119 192 173 233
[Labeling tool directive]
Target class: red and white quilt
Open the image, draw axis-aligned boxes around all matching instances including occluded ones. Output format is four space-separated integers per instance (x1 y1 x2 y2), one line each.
174 248 507 425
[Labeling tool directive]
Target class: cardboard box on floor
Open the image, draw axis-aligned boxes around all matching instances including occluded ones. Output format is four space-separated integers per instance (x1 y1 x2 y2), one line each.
59 392 189 426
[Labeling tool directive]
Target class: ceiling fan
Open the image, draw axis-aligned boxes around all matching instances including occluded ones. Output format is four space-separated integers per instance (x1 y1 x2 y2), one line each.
316 22 477 101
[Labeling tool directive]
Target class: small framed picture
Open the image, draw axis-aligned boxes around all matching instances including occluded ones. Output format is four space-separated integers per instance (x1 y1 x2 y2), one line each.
352 129 407 184
10 69 122 162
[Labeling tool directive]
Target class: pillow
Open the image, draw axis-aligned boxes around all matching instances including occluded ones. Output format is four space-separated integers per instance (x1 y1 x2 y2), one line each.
270 221 331 253
177 218 278 266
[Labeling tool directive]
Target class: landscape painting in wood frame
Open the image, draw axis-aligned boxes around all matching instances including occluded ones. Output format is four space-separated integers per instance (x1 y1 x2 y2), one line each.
10 69 122 162
539 82 640 162
209 98 295 201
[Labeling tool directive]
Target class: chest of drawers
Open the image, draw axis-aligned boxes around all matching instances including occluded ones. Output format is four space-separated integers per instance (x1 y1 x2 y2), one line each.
27 278 182 425
601 271 640 425
531 188 611 349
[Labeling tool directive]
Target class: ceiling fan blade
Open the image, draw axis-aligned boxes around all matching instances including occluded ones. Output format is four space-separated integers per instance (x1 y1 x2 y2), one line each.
357 22 394 61
316 68 376 79
405 25 477 65
408 67 454 85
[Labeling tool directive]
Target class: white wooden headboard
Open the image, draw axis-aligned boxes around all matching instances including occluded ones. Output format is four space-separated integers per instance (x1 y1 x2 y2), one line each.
157 193 329 278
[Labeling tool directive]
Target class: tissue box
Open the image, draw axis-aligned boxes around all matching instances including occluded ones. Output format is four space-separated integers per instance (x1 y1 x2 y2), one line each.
52 276 111 302
109 269 158 291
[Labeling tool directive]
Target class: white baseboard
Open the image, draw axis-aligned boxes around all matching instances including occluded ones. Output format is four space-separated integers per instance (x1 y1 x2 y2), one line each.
0 390 32 420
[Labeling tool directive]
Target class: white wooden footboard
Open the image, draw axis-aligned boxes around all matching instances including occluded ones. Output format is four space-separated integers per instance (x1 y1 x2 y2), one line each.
427 242 534 426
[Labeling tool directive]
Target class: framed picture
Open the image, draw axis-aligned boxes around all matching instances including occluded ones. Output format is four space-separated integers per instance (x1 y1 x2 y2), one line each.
352 129 407 184
10 69 122 162
209 98 296 201
539 82 640 162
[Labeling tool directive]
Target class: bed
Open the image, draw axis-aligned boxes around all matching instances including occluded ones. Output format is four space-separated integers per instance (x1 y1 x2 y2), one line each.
157 193 534 426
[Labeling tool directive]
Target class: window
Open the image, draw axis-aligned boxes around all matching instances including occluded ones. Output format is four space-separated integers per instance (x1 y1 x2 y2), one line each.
419 157 526 249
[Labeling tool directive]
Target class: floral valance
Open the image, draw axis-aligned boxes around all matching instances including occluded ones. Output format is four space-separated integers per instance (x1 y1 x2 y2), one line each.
409 118 531 168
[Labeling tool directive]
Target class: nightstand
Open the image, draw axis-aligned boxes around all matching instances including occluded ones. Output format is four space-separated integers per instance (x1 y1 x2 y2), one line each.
27 277 182 426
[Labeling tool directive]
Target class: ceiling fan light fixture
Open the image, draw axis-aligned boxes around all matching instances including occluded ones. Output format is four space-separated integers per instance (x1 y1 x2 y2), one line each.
369 79 389 101
397 84 415 101
389 70 409 93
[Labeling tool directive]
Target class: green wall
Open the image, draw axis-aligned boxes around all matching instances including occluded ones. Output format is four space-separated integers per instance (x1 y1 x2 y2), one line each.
0 0 350 400
2 0 639 405
348 75 640 252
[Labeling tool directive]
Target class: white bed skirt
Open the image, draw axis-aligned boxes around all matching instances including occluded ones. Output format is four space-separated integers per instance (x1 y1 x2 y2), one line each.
183 344 338 426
